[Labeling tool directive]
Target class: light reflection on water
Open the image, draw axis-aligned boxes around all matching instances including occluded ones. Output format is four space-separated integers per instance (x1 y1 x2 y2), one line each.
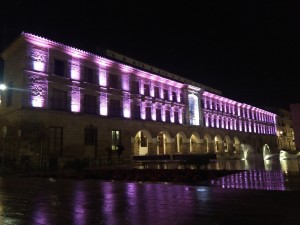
208 158 300 191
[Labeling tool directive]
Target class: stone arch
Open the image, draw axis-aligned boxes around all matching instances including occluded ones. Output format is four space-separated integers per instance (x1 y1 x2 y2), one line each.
133 130 152 155
190 133 201 153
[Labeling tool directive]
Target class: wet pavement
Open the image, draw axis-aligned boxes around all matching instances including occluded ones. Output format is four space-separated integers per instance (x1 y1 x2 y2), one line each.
0 158 300 225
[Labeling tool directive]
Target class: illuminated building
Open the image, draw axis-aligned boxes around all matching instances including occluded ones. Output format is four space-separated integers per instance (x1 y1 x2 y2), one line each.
0 33 278 168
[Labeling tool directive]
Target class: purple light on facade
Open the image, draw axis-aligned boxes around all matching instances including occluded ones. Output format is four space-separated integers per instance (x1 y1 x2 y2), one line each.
122 74 129 91
161 105 166 122
171 107 175 123
100 92 108 116
99 68 107 87
137 71 184 88
71 82 80 112
123 92 131 118
31 48 47 72
179 108 183 124
152 105 157 121
205 114 209 127
141 102 146 120
71 58 80 80
28 72 48 108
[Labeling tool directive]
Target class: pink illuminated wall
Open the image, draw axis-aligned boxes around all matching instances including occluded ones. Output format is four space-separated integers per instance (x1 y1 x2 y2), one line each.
71 81 81 112
202 91 277 134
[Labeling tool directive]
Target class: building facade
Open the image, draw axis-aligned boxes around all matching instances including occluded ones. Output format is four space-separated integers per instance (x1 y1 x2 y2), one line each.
0 33 278 169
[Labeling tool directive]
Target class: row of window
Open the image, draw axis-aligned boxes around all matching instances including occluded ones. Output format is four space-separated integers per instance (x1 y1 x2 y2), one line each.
53 59 184 103
50 88 182 123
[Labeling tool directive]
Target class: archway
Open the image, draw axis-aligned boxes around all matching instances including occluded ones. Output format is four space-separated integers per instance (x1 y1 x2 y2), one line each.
190 133 201 153
133 130 152 155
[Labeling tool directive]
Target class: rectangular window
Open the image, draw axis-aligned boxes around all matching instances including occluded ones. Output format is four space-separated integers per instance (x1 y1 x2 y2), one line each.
54 59 66 77
132 104 141 119
133 104 141 119
144 84 150 96
112 130 121 150
84 126 97 146
108 74 120 89
163 89 168 100
180 93 183 103
83 94 97 114
172 91 177 102
154 86 160 98
132 81 139 94
156 108 162 122
6 81 13 107
174 111 179 123
83 67 96 84
51 88 68 110
109 99 121 117
165 110 170 123
146 107 151 120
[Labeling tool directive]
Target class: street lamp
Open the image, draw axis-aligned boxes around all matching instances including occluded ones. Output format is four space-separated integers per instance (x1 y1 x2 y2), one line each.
0 84 6 90
0 83 7 106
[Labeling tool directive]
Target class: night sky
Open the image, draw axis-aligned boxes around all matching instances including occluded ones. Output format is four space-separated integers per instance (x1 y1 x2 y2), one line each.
1 0 300 110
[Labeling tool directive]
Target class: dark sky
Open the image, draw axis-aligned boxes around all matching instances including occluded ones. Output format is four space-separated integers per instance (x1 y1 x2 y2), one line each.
1 0 300 110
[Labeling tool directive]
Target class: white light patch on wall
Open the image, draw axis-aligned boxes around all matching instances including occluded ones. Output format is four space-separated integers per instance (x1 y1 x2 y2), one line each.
28 73 48 108
31 48 47 72
123 92 131 118
71 82 80 112
99 68 107 87
122 74 129 91
100 92 108 115
71 58 80 80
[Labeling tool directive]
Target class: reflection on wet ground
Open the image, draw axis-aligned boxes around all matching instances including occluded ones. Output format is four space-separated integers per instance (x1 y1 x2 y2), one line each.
208 158 300 191
1 177 300 225
1 158 300 224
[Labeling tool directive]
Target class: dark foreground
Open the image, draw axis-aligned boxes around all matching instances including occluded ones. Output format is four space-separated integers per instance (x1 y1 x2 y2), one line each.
1 174 300 225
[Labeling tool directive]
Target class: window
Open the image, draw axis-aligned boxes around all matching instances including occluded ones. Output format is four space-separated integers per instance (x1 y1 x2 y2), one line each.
174 111 179 123
132 81 139 94
154 86 160 98
84 126 97 146
133 104 141 119
6 81 13 107
112 130 121 150
83 94 97 114
109 99 121 117
172 91 177 102
83 67 96 84
144 84 150 96
54 59 66 77
146 107 151 120
51 88 68 110
108 74 120 89
163 89 168 100
156 108 161 122
180 93 183 103
165 110 170 123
